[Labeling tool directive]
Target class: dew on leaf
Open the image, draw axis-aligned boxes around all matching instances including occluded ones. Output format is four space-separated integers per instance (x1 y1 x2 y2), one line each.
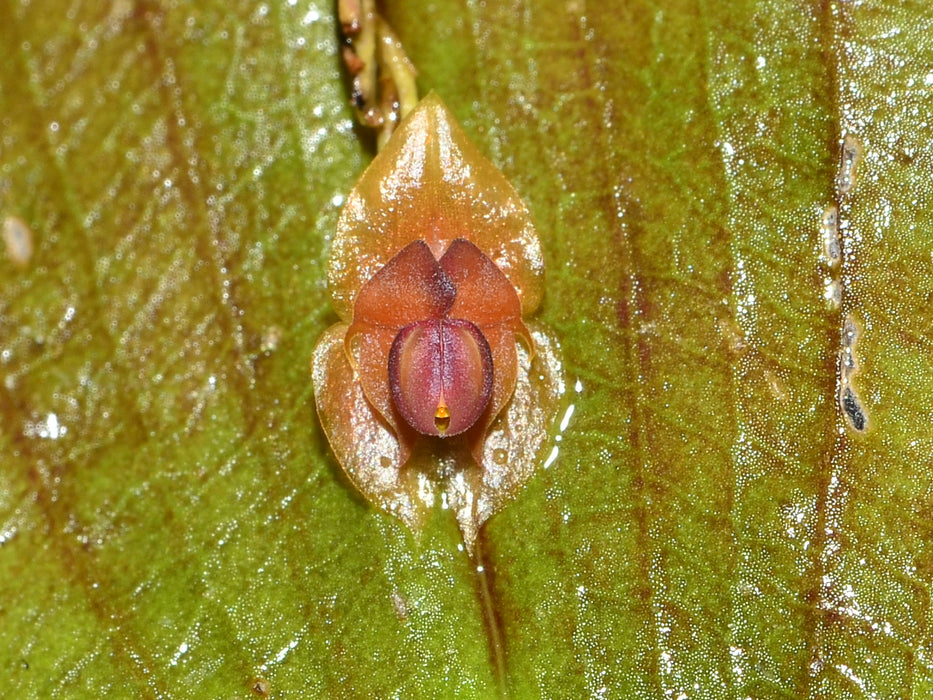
260 325 282 354
558 403 575 432
824 278 842 309
391 590 409 621
3 215 34 267
842 316 858 347
838 313 868 432
821 204 841 268
837 134 862 195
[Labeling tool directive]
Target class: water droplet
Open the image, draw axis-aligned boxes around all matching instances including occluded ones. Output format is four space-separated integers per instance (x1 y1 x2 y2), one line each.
391 591 409 620
3 216 34 267
492 448 508 464
560 401 577 431
824 279 841 309
821 205 841 268
842 315 859 349
838 314 868 432
260 325 283 354
347 333 362 372
837 134 861 195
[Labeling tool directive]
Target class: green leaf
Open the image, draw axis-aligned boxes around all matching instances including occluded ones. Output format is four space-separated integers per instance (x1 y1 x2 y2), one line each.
2 1 932 697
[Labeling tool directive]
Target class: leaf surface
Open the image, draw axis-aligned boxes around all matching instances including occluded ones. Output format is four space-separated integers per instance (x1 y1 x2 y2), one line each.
2 1 932 697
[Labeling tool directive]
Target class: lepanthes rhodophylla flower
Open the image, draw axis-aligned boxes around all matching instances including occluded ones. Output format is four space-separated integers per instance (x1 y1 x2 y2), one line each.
312 93 563 549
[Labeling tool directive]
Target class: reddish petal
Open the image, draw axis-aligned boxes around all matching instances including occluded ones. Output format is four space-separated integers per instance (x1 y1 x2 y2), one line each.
440 239 525 327
352 240 454 329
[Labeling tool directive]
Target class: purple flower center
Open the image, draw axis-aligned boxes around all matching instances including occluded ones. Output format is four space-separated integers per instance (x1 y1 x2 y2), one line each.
388 318 493 436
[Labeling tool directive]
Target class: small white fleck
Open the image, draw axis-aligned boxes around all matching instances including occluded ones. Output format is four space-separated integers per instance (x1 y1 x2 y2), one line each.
40 413 66 440
559 403 575 432
824 279 841 308
273 637 300 664
837 134 861 194
821 204 841 267
3 216 35 267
